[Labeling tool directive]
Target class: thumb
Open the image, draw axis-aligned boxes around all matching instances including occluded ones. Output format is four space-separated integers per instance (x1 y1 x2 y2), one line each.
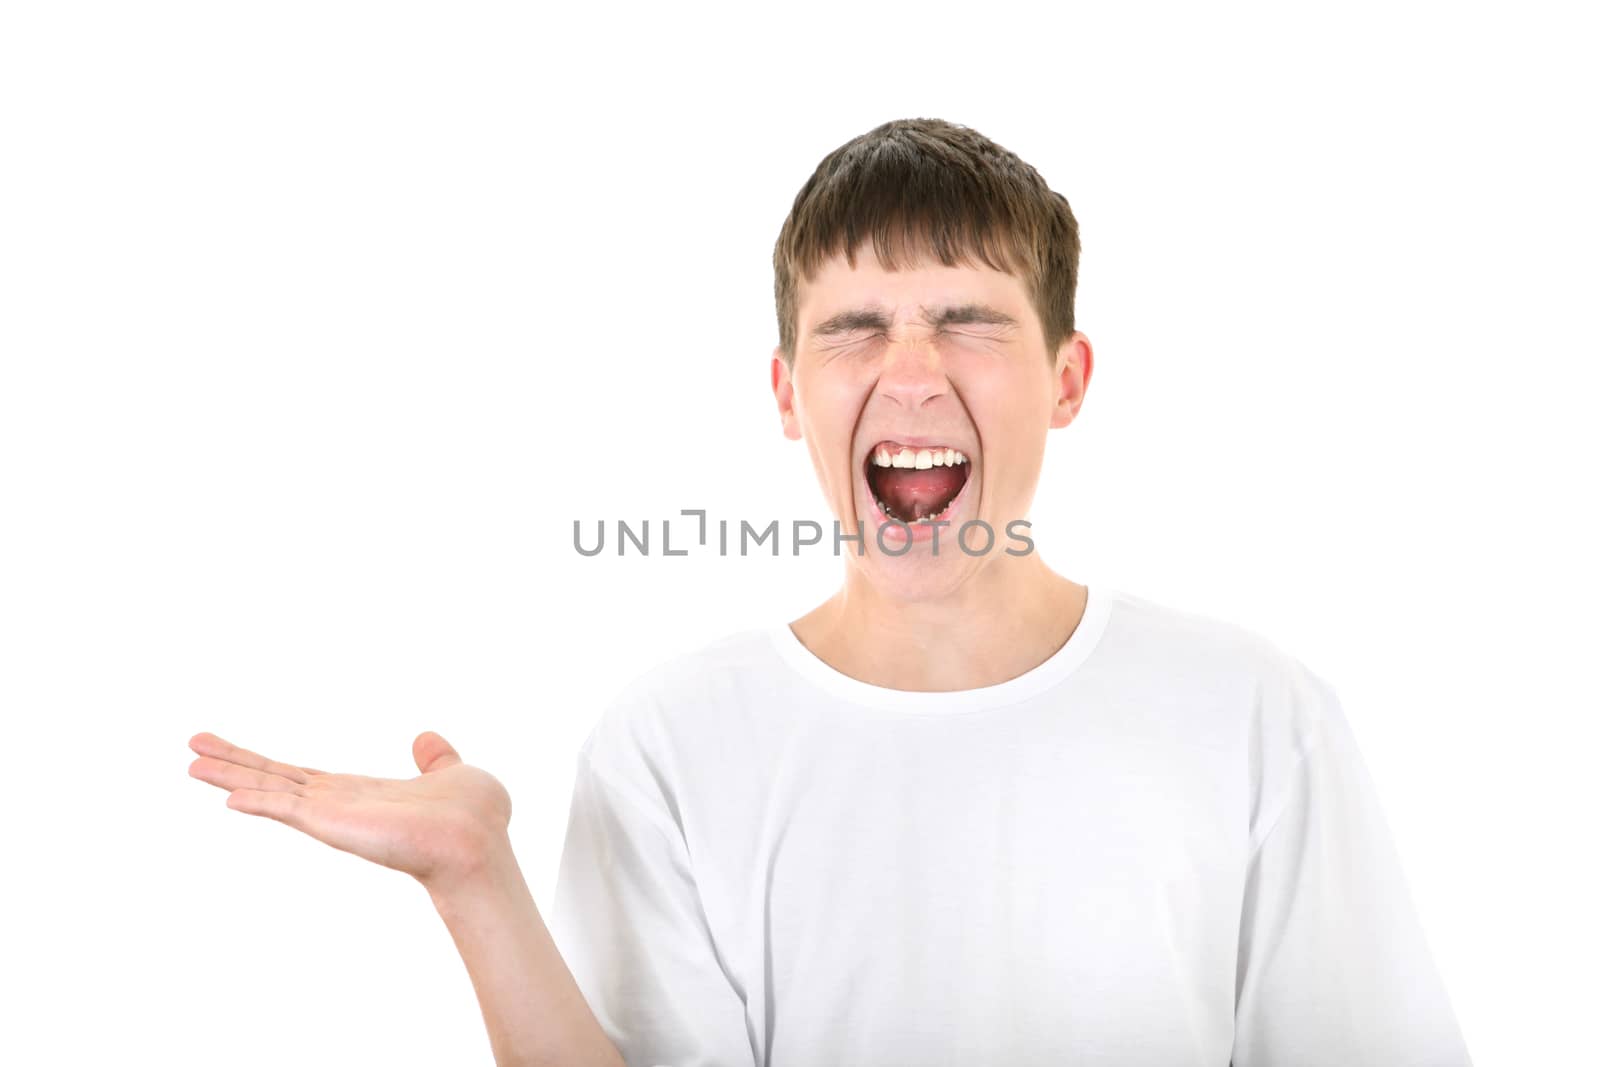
413 731 462 774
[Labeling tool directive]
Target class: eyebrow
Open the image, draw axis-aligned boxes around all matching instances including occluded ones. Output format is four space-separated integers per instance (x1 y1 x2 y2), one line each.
809 302 1020 338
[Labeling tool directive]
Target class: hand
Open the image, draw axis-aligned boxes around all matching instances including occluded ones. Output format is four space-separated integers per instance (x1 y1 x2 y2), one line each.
187 730 514 893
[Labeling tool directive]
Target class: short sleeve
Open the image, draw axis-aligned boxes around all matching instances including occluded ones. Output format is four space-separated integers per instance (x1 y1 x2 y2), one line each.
547 747 755 1067
1232 679 1473 1066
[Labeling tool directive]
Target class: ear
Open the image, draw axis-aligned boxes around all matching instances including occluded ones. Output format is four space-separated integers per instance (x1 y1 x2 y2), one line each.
771 347 803 441
1049 332 1094 430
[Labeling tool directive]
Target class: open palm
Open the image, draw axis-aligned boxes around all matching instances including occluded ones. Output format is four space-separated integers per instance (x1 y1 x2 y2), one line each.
188 730 513 891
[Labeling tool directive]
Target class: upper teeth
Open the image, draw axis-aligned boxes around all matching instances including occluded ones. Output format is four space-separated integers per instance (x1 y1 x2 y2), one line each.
872 447 968 469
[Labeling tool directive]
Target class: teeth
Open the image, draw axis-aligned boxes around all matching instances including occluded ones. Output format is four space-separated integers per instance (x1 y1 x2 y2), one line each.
870 446 969 468
877 498 954 523
869 445 972 524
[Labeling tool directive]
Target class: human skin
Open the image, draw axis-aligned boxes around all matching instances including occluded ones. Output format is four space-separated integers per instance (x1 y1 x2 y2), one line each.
772 243 1096 690
187 244 1092 1061
185 730 625 1067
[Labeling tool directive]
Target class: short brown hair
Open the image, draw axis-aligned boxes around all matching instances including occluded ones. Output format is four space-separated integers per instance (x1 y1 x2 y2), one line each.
772 117 1081 367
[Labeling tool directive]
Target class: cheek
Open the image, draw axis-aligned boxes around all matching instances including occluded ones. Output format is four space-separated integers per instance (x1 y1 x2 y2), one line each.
795 365 866 425
965 380 1053 481
793 381 864 500
799 369 870 440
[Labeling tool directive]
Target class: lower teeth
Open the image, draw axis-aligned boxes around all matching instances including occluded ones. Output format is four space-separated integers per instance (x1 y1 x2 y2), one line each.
876 498 951 524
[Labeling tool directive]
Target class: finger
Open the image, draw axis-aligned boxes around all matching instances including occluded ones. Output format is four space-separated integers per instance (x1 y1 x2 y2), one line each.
413 731 461 774
225 787 308 830
189 732 313 785
189 756 303 795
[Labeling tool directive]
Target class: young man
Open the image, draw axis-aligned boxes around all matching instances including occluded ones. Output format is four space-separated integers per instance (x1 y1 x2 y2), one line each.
189 118 1472 1066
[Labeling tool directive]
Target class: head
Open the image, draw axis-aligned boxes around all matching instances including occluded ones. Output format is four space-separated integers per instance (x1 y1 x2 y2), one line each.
770 117 1092 600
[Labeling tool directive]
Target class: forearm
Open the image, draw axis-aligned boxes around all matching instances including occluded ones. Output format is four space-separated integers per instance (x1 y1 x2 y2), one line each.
428 842 626 1067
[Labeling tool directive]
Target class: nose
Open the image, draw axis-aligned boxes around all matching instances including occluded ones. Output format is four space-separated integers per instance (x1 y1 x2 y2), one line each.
874 332 949 410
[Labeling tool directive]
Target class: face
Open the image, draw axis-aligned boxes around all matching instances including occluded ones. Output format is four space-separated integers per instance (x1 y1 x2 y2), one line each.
772 244 1092 600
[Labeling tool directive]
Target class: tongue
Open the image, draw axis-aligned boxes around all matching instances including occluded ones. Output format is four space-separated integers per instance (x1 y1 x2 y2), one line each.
876 467 965 520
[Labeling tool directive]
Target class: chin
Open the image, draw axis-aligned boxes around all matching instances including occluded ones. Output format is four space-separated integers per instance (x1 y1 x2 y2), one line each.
848 545 984 603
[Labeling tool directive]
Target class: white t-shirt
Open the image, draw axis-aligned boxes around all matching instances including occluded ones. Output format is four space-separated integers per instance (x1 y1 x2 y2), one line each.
548 585 1471 1066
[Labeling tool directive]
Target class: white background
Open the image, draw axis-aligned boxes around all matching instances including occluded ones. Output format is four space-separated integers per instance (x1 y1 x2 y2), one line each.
2 2 1595 1063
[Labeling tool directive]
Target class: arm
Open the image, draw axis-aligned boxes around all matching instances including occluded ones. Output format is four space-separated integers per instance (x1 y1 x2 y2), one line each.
186 730 626 1067
427 842 626 1067
1232 678 1472 1066
545 747 757 1067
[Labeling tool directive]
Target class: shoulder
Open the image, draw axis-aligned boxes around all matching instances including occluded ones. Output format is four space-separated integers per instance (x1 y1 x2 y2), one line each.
602 626 778 721
1102 589 1348 843
1101 586 1340 754
576 625 781 778
1104 587 1290 664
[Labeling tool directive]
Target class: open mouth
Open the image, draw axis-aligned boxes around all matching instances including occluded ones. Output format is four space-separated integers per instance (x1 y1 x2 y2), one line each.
863 442 972 524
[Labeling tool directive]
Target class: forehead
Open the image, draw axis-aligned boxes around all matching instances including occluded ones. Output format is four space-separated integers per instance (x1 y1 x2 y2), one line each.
796 247 1032 333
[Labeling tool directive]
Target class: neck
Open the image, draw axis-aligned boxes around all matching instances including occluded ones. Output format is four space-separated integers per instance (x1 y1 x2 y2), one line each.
788 553 1089 692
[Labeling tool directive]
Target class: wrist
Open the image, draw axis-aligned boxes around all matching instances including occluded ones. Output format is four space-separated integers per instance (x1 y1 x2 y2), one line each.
424 830 523 914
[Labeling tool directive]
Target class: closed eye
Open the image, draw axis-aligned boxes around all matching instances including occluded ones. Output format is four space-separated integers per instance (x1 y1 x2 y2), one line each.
816 331 887 350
